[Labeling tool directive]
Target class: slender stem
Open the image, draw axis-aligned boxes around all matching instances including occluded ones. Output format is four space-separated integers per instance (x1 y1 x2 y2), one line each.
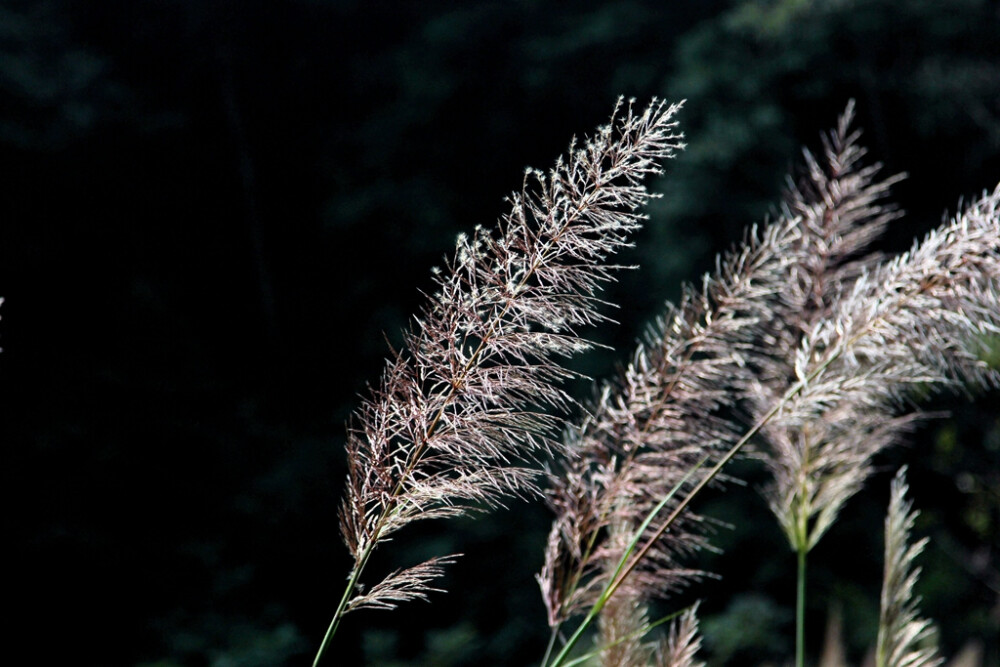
541 626 560 667
313 580 354 667
313 541 376 667
796 545 807 667
548 343 850 667
794 431 812 667
548 597 604 667
547 456 709 667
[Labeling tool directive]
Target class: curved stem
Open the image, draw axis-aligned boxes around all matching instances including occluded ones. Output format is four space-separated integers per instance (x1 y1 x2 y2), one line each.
313 581 353 667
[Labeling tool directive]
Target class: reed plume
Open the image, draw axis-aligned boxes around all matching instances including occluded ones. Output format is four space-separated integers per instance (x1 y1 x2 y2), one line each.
539 215 800 626
538 105 884 666
657 605 703 667
876 467 942 667
315 98 685 666
752 101 907 553
539 101 999 667
761 182 1000 540
538 166 815 667
760 182 1000 666
734 103 907 666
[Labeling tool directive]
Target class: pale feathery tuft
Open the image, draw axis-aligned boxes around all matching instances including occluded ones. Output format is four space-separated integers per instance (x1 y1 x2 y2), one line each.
537 104 999 662
657 604 704 667
760 183 1000 551
337 98 686 614
876 467 942 667
751 102 906 552
539 212 802 628
346 555 459 613
537 106 892 631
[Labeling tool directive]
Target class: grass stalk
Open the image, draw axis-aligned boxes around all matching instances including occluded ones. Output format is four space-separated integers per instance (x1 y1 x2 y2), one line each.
797 545 807 667
794 436 812 667
542 626 561 667
545 456 708 667
313 542 375 667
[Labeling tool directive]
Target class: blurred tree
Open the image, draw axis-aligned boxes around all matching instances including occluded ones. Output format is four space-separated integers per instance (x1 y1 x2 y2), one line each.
0 0 127 149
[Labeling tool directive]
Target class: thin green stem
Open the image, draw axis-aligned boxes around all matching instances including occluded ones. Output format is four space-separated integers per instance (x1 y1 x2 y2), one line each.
313 541 376 667
542 626 560 667
546 457 708 667
547 343 849 667
547 597 603 667
796 545 807 667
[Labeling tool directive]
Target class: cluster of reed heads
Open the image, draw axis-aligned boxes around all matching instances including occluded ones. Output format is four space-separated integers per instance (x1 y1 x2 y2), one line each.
316 98 1000 667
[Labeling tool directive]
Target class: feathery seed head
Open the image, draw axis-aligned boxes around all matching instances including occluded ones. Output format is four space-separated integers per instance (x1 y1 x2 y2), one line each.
337 98 685 614
876 468 942 667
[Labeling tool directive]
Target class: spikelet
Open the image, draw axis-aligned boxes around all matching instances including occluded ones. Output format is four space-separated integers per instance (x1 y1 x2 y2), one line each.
876 468 942 667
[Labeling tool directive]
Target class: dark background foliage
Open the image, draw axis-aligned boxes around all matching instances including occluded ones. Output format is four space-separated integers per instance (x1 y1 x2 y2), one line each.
1 1 997 665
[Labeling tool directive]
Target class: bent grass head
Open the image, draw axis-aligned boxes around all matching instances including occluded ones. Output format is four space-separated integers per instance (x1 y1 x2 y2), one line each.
317 98 686 665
